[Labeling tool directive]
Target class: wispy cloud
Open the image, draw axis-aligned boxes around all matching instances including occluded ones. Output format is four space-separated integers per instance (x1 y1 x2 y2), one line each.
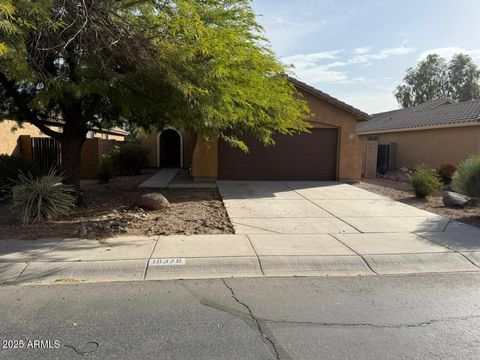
350 45 415 64
418 47 480 60
282 50 343 63
343 91 400 114
282 44 414 85
353 47 371 55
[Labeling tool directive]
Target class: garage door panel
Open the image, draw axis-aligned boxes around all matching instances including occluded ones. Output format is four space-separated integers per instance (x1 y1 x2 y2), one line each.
219 128 338 180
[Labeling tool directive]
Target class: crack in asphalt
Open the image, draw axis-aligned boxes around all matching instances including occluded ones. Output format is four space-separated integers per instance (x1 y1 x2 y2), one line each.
179 281 289 359
264 314 480 329
220 279 291 360
64 341 99 355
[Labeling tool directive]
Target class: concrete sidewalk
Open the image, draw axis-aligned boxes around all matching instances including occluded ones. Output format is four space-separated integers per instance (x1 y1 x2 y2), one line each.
2 181 480 285
1 229 480 285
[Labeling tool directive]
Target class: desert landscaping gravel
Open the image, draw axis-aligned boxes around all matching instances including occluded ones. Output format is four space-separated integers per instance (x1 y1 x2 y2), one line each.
0 174 234 240
355 178 480 229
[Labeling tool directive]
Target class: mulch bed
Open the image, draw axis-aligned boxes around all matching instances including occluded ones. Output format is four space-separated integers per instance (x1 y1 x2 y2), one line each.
0 174 234 240
355 178 480 229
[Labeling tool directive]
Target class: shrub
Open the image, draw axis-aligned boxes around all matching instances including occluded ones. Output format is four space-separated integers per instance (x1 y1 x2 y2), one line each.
12 169 76 224
0 155 37 201
97 143 149 183
112 143 149 176
452 155 480 198
437 164 457 185
97 152 114 184
410 164 442 198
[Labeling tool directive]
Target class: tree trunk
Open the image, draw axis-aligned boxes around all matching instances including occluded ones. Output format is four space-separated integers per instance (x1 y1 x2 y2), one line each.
60 123 87 191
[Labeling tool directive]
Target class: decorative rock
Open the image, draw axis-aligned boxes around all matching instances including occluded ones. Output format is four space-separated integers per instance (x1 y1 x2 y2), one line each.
136 193 170 211
442 191 471 208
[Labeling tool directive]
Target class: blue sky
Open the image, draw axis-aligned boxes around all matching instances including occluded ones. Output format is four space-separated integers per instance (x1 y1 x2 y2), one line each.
251 0 480 114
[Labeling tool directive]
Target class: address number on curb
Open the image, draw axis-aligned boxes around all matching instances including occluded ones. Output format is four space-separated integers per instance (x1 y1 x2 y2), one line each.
149 258 186 266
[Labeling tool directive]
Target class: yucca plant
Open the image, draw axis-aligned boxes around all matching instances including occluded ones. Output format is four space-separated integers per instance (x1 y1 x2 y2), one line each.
12 169 76 224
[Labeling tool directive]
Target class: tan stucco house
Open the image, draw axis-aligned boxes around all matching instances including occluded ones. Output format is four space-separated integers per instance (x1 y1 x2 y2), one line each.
358 98 480 175
143 78 370 182
0 119 128 178
0 119 127 157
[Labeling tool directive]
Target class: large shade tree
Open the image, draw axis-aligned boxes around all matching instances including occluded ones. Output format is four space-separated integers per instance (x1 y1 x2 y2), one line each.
0 0 309 189
394 53 480 108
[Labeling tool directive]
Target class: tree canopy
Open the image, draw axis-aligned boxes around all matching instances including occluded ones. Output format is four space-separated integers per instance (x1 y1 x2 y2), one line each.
394 53 480 108
0 0 309 188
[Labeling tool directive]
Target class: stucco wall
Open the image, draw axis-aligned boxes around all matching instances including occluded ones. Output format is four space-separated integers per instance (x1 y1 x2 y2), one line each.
0 120 58 156
192 136 218 181
299 88 364 181
1 120 125 157
360 126 480 170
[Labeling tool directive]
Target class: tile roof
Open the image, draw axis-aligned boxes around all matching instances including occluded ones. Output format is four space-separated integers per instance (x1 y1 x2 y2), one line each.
288 77 371 121
358 98 480 134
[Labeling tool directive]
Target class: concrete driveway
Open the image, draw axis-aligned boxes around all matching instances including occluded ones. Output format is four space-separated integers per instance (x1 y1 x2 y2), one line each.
217 181 480 275
218 181 452 234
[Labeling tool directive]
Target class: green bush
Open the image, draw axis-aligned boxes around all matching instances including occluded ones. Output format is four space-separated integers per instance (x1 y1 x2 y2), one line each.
97 152 114 184
410 164 442 198
12 169 76 224
0 155 37 201
452 155 480 198
97 143 149 183
437 164 457 185
112 143 149 175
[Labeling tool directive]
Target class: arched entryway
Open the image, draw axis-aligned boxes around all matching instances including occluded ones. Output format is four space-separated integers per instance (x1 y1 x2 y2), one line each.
158 128 182 168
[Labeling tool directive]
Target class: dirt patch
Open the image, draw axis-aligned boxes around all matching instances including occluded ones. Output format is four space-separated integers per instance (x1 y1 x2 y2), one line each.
0 174 234 240
355 178 480 229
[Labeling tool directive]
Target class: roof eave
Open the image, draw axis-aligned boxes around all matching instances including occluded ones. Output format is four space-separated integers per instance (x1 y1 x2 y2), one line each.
358 120 480 135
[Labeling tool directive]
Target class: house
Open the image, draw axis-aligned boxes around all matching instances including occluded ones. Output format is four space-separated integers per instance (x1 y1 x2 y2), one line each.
0 118 128 157
0 118 128 178
358 99 480 176
142 78 370 182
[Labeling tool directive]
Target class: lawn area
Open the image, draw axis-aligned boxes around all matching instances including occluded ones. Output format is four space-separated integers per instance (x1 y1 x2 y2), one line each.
355 178 480 229
0 174 233 240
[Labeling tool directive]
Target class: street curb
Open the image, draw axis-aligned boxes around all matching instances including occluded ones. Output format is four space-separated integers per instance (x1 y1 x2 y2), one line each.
145 256 262 280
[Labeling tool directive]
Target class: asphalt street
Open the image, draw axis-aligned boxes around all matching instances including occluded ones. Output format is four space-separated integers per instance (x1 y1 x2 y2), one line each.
0 273 479 359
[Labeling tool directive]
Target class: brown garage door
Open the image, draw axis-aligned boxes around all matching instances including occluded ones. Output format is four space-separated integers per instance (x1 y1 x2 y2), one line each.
219 128 338 180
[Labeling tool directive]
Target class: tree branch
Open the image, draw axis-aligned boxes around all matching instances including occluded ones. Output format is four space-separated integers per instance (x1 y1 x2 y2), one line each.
0 72 62 140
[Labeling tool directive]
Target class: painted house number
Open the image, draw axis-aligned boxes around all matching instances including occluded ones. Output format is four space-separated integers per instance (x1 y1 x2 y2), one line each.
149 258 186 266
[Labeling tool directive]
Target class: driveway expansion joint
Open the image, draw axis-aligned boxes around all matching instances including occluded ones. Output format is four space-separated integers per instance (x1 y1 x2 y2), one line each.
415 233 480 270
280 181 365 234
245 235 265 276
330 234 378 275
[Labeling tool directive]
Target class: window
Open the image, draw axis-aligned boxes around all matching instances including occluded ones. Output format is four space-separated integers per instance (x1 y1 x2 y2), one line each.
367 135 379 141
102 133 109 140
86 131 94 139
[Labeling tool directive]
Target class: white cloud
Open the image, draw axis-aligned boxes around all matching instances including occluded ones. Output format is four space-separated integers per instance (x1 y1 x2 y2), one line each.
418 47 480 61
342 92 400 114
282 44 414 85
353 47 371 55
282 50 343 63
350 45 415 64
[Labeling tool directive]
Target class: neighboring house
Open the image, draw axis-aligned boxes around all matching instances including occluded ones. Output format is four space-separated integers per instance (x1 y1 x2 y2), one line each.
358 99 480 175
0 118 128 156
0 118 128 178
142 77 370 182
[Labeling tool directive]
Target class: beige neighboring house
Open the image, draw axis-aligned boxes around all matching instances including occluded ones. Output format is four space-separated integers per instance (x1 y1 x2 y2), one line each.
0 119 128 156
358 98 480 176
0 118 128 178
142 77 370 182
